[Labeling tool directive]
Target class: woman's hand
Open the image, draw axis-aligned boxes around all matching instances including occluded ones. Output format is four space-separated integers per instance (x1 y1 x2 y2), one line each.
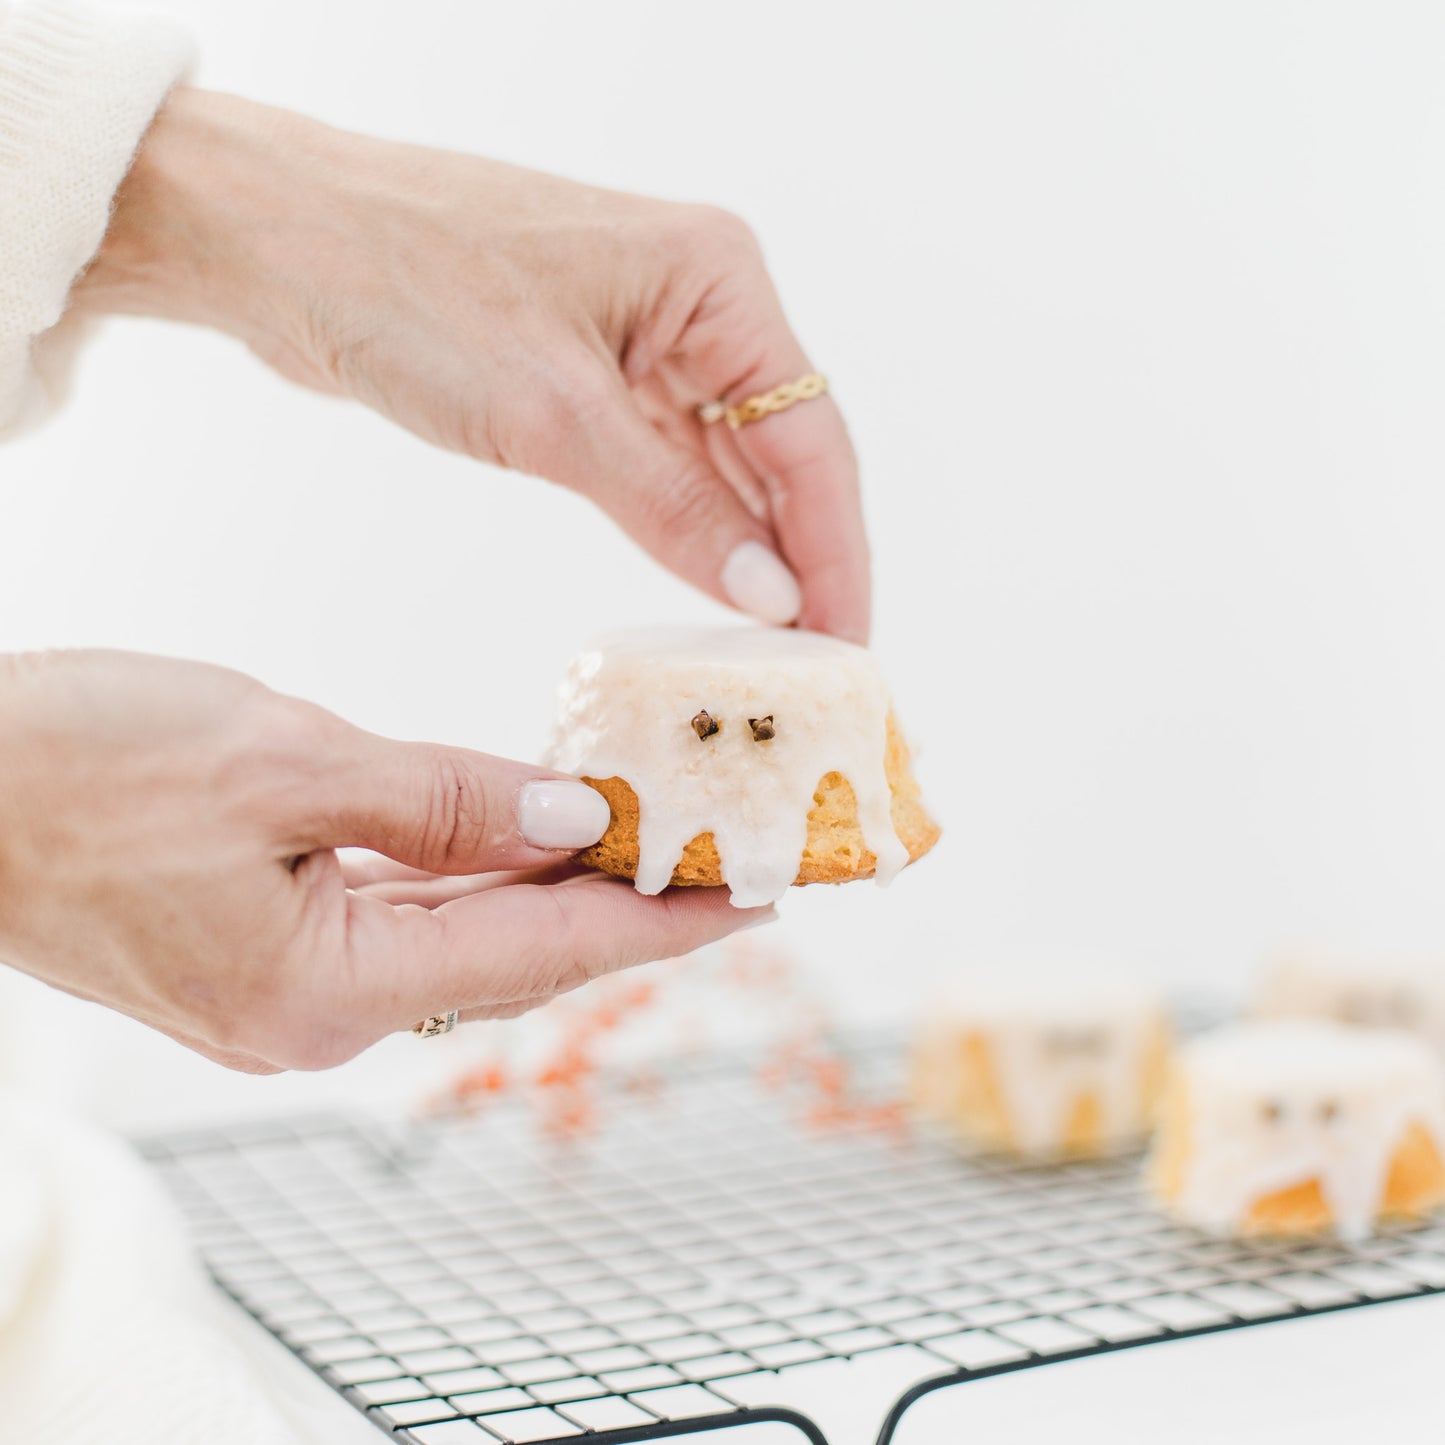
0 651 769 1073
75 89 871 642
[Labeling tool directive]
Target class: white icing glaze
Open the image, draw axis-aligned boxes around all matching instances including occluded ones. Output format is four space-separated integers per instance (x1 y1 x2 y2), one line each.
545 626 910 909
1256 954 1445 1056
918 976 1166 1156
1160 1020 1445 1240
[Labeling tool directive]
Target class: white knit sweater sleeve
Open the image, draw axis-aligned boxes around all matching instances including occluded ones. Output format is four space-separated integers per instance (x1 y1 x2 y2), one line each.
0 1 191 438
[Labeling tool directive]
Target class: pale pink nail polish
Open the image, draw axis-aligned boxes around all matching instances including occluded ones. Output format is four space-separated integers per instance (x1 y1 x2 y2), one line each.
518 780 611 849
721 541 803 626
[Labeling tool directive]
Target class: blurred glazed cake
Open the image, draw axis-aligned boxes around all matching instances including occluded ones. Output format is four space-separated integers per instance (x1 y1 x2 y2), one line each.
911 977 1171 1159
546 627 939 908
1255 953 1445 1056
1149 1020 1445 1239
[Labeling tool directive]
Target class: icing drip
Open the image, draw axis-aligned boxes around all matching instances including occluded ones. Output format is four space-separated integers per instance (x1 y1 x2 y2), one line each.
1256 954 1445 1057
1164 1021 1445 1240
545 627 910 908
920 978 1165 1156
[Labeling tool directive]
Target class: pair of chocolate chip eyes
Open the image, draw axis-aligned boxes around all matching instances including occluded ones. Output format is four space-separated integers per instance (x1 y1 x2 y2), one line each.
1340 991 1420 1027
1259 1099 1341 1125
691 710 775 743
1043 1029 1109 1057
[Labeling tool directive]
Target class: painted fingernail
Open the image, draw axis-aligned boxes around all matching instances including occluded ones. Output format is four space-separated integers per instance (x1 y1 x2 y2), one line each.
737 908 779 931
518 779 612 849
721 541 803 626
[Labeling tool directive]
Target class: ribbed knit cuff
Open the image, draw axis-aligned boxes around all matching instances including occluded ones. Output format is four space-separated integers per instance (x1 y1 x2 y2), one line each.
0 1 192 437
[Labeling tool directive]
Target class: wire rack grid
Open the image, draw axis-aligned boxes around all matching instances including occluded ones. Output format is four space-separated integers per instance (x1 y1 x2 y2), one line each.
140 1039 1445 1445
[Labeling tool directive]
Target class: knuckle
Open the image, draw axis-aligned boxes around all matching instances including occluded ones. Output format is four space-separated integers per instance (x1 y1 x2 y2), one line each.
255 695 337 758
420 752 491 870
550 953 607 996
523 887 617 998
641 460 724 548
674 203 760 262
513 889 582 997
221 694 341 822
538 360 613 442
560 362 617 424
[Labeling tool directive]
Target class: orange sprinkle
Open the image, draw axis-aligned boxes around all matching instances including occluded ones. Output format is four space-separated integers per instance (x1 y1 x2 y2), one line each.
543 1091 596 1139
428 937 912 1143
809 1056 849 1098
459 1064 508 1096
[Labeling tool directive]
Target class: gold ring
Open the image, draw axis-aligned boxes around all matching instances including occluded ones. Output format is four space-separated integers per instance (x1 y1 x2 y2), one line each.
413 1011 459 1038
697 372 829 431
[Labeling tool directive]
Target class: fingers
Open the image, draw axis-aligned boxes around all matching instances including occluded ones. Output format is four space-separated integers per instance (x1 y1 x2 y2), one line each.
632 369 771 521
668 250 872 643
533 365 804 627
730 389 871 643
311 729 612 875
350 871 504 909
459 994 556 1024
337 850 436 889
347 857 591 909
344 875 774 1039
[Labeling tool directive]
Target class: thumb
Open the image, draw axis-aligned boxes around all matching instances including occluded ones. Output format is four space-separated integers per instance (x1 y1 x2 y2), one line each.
314 729 613 875
551 369 805 626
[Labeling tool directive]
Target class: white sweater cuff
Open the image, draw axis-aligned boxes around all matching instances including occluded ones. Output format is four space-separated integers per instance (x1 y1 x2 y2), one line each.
0 1 192 437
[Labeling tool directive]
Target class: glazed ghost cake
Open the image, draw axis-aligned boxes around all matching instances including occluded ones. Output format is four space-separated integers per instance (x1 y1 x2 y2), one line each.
1149 1020 1445 1240
1255 954 1445 1057
911 978 1171 1159
545 627 940 908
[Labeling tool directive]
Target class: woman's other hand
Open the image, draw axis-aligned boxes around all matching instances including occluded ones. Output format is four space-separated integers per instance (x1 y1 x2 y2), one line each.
75 89 871 642
0 651 768 1072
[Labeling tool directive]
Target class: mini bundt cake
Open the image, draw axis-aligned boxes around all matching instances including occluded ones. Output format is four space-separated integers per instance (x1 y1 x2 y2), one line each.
546 627 939 908
912 977 1171 1159
1149 1020 1445 1239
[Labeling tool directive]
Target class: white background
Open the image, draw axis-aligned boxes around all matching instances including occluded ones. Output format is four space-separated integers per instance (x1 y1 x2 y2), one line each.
5 5 1445 1442
7 0 1445 1116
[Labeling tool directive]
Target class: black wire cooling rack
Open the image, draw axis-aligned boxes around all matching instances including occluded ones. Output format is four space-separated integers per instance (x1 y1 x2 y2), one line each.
140 1039 1445 1445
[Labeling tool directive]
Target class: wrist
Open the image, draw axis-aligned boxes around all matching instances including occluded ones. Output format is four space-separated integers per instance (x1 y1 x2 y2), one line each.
72 88 321 355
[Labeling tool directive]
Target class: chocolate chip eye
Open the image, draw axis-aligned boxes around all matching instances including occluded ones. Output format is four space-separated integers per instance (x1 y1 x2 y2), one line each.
1318 1099 1341 1124
748 715 776 742
1260 1100 1284 1124
1341 991 1386 1027
691 710 720 741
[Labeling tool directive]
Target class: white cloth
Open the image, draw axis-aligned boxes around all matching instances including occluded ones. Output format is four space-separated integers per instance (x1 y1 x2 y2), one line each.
0 0 191 437
0 1086 304 1445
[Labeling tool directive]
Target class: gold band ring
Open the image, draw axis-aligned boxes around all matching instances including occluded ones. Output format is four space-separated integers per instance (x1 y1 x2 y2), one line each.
697 371 829 431
413 1010 459 1038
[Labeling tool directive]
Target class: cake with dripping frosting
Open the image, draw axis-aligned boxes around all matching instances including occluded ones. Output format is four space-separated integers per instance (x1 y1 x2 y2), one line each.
1255 953 1445 1057
545 627 939 908
1149 1020 1445 1239
911 976 1171 1159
